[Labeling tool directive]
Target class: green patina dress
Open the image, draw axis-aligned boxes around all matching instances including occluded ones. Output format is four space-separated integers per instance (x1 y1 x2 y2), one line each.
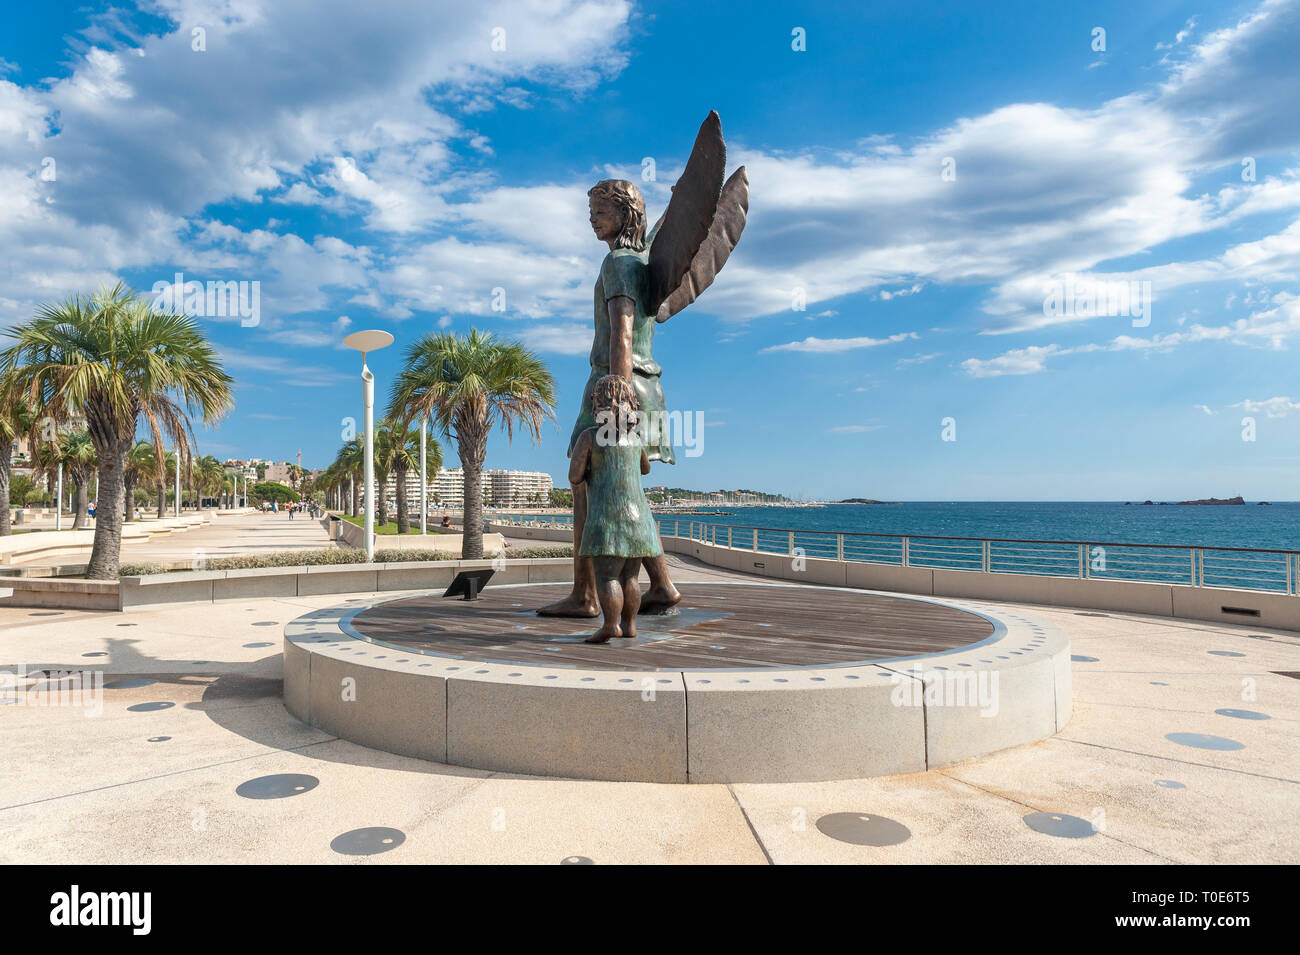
577 428 663 559
567 247 675 465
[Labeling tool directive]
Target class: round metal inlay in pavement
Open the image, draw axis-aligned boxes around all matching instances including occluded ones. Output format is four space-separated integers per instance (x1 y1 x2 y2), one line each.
105 678 157 689
330 827 405 855
1155 780 1185 789
561 855 594 865
126 701 174 712
1215 708 1269 720
243 642 274 648
147 736 171 743
1165 732 1244 751
1023 812 1096 838
236 773 320 799
816 812 911 846
1071 655 1099 662
1208 651 1245 658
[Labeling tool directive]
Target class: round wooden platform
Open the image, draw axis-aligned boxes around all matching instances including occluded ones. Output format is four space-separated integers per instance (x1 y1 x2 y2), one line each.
346 581 996 670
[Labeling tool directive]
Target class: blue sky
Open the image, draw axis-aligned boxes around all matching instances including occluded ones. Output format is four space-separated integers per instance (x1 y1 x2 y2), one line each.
3 0 1299 500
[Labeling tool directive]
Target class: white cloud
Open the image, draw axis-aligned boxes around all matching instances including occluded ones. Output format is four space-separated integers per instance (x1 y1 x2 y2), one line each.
1231 396 1300 417
761 331 916 354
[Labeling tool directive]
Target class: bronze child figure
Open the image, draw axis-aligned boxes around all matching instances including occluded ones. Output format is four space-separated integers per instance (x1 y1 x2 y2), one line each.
569 374 661 643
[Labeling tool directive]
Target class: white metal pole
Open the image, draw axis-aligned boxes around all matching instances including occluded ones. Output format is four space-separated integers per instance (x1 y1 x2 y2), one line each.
174 450 180 517
362 355 375 562
56 463 63 531
420 415 427 536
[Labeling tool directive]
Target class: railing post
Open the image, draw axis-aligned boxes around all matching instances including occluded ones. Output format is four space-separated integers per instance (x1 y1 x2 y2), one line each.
674 520 679 538
837 533 844 561
982 539 990 573
788 531 795 555
728 526 733 549
902 537 909 567
753 528 758 551
1190 549 1197 587
1080 544 1086 579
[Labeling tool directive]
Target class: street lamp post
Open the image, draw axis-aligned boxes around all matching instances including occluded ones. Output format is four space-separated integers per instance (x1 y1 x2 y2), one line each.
56 463 63 532
174 449 181 517
343 330 394 562
419 415 428 536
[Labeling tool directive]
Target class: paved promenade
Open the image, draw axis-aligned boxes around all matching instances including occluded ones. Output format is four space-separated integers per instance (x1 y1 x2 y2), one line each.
6 510 544 570
0 553 1296 864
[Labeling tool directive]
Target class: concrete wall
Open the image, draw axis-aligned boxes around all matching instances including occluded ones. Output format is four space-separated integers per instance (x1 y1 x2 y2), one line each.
0 511 222 566
0 557 572 610
658 534 1300 631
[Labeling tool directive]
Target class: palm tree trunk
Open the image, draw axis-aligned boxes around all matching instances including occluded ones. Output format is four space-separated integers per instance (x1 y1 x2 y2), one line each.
73 478 88 529
460 429 487 560
157 480 165 518
395 465 409 534
377 474 389 525
350 476 359 517
85 434 130 580
123 474 135 522
0 440 11 536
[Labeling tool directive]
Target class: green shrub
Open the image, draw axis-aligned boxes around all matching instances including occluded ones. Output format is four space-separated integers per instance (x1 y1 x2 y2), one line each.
117 545 572 576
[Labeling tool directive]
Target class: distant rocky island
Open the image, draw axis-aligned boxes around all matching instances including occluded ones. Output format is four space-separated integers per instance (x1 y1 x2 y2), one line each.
1125 496 1249 506
837 498 901 505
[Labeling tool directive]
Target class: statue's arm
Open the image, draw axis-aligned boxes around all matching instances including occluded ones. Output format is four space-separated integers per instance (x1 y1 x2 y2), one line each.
640 449 651 476
569 431 592 487
606 295 635 380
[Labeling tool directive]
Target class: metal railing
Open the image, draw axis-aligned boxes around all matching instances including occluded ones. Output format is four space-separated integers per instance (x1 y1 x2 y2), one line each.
490 514 1299 595
656 520 1299 595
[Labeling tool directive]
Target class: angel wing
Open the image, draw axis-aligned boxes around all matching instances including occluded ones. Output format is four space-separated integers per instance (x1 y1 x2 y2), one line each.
654 166 748 323
646 112 726 316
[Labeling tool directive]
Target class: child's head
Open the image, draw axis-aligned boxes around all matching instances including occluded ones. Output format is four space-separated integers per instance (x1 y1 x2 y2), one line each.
592 375 642 443
592 374 638 415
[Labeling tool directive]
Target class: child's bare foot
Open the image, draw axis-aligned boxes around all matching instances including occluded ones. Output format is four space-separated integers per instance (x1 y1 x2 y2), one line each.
585 624 621 644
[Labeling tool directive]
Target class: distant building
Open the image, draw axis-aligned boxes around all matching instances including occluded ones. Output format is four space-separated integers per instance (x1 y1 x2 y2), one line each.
264 462 295 485
367 467 553 510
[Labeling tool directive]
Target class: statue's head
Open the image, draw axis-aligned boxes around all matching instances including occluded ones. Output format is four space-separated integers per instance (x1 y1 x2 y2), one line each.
592 374 638 415
588 179 646 250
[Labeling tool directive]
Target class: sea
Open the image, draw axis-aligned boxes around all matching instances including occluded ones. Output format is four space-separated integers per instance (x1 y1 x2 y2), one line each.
506 501 1299 552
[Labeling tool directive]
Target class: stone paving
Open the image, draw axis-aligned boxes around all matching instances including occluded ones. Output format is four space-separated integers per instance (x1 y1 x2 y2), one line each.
0 553 1296 864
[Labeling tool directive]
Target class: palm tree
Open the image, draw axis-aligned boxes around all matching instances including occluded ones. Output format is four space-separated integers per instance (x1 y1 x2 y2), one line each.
0 375 37 536
123 441 156 522
194 455 224 508
372 421 395 526
157 448 178 518
61 429 98 529
0 284 233 578
338 439 362 516
387 330 554 559
388 418 443 534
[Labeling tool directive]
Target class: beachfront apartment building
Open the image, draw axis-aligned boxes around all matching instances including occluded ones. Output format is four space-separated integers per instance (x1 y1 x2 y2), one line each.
365 467 553 510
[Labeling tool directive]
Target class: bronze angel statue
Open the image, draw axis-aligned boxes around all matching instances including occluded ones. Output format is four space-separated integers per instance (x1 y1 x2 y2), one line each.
539 111 749 619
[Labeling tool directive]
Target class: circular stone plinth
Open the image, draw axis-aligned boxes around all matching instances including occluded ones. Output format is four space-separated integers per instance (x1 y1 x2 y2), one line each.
348 582 996 670
283 582 1072 784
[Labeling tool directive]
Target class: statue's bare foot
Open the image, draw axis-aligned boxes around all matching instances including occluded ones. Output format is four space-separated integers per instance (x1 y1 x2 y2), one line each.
536 592 600 617
585 626 620 644
638 584 681 614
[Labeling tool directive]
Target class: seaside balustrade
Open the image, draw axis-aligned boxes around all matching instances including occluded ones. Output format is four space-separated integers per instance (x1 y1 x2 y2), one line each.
488 513 1298 595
